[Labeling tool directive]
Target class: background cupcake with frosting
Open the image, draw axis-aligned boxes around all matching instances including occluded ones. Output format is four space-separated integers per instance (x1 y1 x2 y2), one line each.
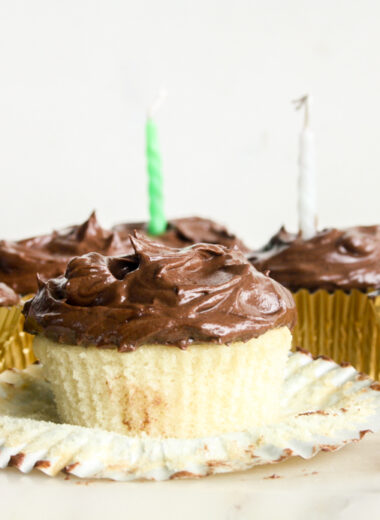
249 96 380 378
250 225 380 377
113 216 249 252
0 212 132 370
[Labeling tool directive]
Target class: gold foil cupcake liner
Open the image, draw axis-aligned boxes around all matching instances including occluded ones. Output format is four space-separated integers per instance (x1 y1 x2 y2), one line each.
1 328 35 373
0 305 22 344
292 289 380 379
0 350 379 481
0 295 35 374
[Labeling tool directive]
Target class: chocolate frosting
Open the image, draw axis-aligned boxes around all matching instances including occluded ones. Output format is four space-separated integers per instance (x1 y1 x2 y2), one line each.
0 283 20 306
249 225 380 292
23 234 296 350
0 213 128 295
112 216 249 253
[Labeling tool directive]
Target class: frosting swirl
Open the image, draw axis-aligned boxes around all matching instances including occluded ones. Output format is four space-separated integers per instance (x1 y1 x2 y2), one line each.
249 225 380 292
112 216 249 253
0 212 127 295
0 283 20 306
24 234 296 350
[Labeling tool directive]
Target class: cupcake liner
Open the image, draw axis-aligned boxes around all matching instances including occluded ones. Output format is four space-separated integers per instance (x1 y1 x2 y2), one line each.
292 289 380 379
0 305 22 345
0 349 379 481
0 295 35 374
1 329 35 373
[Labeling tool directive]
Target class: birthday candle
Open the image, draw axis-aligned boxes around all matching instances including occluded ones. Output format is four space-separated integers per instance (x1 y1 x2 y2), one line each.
295 95 317 239
147 91 167 236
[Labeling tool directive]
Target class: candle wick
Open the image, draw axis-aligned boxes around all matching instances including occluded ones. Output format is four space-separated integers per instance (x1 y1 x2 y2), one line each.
148 88 168 119
292 94 312 129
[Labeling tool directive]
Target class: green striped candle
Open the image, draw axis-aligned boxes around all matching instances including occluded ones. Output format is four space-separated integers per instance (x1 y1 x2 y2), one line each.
146 94 167 236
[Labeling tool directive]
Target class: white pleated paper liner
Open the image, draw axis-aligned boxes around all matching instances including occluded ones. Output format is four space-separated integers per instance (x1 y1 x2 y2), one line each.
1 348 380 481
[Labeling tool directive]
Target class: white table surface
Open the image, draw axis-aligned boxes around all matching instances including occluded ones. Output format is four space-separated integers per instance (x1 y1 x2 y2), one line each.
1 431 380 520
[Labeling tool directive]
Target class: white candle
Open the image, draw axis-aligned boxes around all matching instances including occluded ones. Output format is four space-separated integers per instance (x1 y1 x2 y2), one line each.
294 95 317 239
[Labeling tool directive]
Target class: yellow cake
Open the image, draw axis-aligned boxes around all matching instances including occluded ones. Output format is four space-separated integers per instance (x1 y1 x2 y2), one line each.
33 328 291 438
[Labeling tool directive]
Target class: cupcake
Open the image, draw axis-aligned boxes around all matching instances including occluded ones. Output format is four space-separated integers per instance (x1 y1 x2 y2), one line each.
249 225 380 377
0 212 129 371
24 234 296 438
0 211 128 295
113 216 250 253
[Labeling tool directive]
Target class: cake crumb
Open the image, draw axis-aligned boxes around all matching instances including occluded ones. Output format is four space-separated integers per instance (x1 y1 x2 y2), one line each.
302 471 318 477
264 473 282 479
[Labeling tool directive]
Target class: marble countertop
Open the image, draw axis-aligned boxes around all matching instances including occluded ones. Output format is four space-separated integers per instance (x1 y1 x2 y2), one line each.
2 431 380 520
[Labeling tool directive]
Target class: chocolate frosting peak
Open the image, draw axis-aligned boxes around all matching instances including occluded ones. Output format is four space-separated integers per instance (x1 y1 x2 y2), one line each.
249 225 380 292
0 283 20 306
45 211 124 256
0 212 128 295
112 216 249 252
24 234 296 350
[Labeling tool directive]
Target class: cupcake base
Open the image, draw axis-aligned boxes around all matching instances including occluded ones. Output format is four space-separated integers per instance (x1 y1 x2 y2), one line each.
33 327 292 439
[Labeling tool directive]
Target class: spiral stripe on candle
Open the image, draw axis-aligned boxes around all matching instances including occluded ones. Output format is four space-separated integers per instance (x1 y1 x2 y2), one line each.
147 118 167 235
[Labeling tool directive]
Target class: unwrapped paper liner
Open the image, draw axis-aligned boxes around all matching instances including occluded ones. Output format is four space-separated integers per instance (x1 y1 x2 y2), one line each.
1 350 380 481
292 289 380 379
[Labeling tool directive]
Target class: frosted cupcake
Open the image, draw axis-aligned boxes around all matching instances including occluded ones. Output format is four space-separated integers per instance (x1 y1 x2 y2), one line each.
0 212 128 295
0 212 131 371
249 225 380 377
24 234 296 438
113 216 250 252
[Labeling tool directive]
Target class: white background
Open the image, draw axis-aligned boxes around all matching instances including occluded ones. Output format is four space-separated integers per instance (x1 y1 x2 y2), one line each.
0 0 379 248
